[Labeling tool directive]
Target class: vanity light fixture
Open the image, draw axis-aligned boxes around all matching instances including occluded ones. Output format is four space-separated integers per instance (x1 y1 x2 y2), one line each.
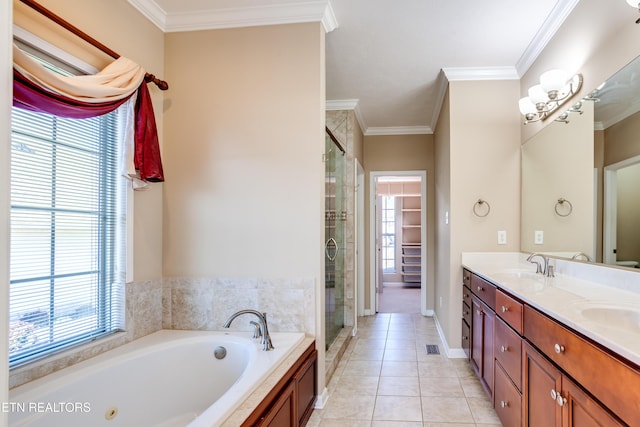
554 101 584 124
626 0 640 23
518 70 583 124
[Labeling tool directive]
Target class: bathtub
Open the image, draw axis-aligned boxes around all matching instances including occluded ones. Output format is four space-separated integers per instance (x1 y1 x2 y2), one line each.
9 330 306 427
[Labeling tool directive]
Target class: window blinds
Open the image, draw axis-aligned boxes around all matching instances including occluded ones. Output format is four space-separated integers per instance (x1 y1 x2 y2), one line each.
9 61 126 368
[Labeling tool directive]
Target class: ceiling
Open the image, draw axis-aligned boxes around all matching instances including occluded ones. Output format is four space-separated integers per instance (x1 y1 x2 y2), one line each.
128 0 617 135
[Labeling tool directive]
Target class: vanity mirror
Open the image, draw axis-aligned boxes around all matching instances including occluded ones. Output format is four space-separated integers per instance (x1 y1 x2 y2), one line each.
521 55 640 270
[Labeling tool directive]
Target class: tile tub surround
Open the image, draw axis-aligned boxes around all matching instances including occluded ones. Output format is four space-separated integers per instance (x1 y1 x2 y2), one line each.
163 277 316 334
462 252 640 365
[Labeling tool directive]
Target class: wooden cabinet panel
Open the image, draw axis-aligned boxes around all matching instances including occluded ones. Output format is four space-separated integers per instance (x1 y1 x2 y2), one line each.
295 349 317 427
562 375 624 427
494 317 522 391
524 305 640 426
259 381 294 427
523 341 562 427
462 300 471 328
494 361 522 427
471 274 496 308
471 294 494 396
495 289 523 334
463 285 472 308
461 318 471 359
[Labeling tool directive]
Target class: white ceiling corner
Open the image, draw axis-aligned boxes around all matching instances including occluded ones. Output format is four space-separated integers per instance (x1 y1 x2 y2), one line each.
515 0 580 77
127 0 337 33
326 99 367 134
365 126 433 136
442 66 520 82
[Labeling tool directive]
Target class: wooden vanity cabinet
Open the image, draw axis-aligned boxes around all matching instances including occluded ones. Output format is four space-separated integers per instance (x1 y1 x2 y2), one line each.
523 341 624 427
461 270 472 359
244 342 317 427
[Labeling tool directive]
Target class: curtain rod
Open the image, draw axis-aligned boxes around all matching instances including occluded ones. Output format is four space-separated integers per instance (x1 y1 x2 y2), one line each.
18 0 169 91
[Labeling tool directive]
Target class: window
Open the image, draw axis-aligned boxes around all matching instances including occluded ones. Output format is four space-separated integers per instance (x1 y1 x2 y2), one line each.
9 55 126 367
381 195 396 273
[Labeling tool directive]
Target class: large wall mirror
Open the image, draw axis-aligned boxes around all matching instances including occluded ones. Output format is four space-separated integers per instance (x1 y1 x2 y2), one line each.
521 55 640 270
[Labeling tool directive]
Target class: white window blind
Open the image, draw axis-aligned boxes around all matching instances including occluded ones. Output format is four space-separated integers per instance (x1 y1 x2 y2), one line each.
9 55 126 368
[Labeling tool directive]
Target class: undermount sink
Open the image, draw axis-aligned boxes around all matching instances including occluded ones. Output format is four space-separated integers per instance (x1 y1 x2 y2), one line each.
491 269 545 291
580 306 640 331
498 270 542 280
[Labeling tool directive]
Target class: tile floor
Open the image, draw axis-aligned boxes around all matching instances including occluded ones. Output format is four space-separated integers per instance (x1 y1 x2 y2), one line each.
308 313 502 427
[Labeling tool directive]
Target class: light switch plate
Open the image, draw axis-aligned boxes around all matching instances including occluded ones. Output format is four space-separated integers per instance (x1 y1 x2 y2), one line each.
498 230 507 245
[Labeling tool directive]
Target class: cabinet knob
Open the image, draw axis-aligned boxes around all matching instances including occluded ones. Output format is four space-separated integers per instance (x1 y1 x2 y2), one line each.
500 400 509 408
554 344 565 354
550 389 557 400
501 305 509 313
476 310 482 316
500 345 509 353
477 286 483 292
556 394 567 407
464 276 470 281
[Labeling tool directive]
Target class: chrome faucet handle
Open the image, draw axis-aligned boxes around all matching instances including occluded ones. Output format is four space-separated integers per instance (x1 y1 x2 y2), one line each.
546 264 555 277
249 321 262 339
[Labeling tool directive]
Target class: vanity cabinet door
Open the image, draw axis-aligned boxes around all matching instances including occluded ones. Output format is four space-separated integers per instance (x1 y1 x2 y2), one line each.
562 375 624 427
523 341 562 427
471 295 494 396
494 362 521 427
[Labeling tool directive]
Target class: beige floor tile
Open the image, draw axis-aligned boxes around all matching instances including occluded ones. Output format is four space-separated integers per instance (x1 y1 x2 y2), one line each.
321 394 376 420
383 347 417 361
371 422 421 427
334 375 379 396
342 360 382 377
373 396 423 422
354 339 387 351
318 419 372 427
380 360 419 377
419 376 465 397
418 360 458 378
350 346 385 361
377 376 420 396
459 376 487 397
421 396 475 423
467 396 501 424
423 424 475 427
384 338 417 349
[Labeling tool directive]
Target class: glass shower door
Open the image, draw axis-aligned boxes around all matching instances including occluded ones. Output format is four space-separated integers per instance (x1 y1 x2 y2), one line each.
325 131 345 350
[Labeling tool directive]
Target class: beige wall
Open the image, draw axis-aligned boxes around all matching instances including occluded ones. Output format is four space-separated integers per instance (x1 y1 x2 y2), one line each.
363 134 435 313
521 101 595 257
438 79 521 353
1 0 12 419
163 23 324 279
604 111 640 167
13 0 166 282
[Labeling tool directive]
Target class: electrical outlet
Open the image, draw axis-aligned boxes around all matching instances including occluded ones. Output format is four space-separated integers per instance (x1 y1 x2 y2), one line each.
439 296 443 308
497 230 507 245
534 230 544 245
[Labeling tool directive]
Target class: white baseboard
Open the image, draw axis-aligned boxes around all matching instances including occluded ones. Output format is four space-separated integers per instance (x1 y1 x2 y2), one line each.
314 387 330 409
432 312 467 358
363 309 374 316
422 309 435 316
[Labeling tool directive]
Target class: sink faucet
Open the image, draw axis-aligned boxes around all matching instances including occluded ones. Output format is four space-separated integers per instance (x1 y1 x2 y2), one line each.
527 253 549 275
571 252 592 262
223 309 274 351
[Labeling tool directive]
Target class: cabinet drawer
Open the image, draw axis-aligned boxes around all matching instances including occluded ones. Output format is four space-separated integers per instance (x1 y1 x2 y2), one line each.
494 317 522 391
494 362 521 427
470 274 496 307
463 269 471 287
495 289 523 335
524 305 640 426
462 301 471 327
462 285 472 308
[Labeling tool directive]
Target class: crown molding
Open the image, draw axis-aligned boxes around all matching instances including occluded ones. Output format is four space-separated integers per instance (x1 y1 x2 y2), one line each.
365 126 433 136
127 0 337 33
442 66 520 81
515 0 580 77
429 70 449 133
326 99 367 134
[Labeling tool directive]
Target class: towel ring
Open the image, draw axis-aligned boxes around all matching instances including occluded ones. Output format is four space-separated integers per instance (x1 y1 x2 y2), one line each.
473 199 490 217
555 198 573 217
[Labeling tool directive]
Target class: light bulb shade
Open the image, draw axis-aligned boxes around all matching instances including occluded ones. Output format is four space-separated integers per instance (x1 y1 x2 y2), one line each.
540 69 570 93
518 97 537 115
528 84 549 105
627 0 639 7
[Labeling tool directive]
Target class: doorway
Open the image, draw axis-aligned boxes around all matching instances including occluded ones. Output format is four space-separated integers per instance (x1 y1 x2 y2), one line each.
604 154 640 268
369 172 427 314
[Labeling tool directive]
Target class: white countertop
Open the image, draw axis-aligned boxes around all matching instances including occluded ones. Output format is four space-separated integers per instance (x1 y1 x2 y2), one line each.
462 252 640 366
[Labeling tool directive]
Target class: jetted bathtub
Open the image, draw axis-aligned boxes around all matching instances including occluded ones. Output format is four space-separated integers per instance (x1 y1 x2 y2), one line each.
9 330 305 427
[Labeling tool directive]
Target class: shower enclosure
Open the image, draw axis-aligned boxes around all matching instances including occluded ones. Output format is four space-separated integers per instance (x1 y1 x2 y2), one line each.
325 128 345 350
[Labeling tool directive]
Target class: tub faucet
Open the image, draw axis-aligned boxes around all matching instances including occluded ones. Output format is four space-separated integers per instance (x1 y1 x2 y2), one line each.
223 309 274 351
526 253 549 275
